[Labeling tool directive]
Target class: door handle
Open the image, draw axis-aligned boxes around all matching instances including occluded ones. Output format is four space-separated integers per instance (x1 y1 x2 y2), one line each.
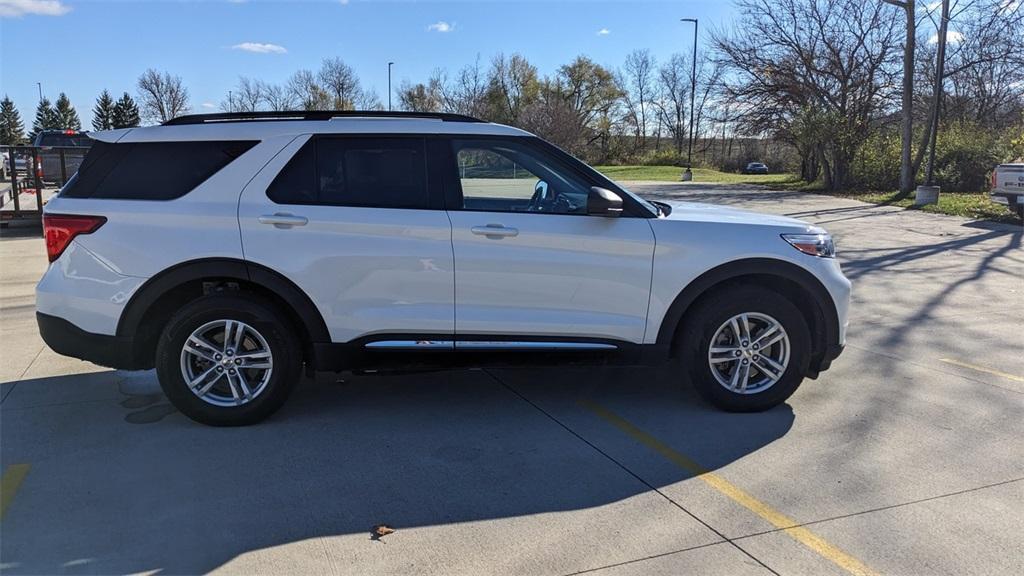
471 224 519 238
258 213 308 228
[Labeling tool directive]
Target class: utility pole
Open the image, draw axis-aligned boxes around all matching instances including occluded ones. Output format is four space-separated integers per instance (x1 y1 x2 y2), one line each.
916 0 950 206
388 62 394 111
36 82 43 101
925 0 950 186
680 18 698 182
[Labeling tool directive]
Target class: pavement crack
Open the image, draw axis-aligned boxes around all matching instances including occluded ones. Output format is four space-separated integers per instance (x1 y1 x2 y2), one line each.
483 369 781 576
731 476 1024 542
1 344 44 403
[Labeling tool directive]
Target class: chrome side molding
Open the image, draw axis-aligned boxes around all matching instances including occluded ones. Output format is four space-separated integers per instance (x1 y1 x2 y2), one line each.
364 340 617 351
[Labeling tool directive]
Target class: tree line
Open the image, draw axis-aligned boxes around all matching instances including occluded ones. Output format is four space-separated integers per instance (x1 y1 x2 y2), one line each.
2 0 1021 192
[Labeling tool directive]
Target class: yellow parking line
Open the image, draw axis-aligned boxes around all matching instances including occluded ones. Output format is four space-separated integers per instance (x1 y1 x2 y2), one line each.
579 401 877 576
0 463 30 520
939 358 1024 383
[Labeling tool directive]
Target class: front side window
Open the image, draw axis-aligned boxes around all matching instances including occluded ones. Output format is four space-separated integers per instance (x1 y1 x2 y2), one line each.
268 136 429 209
452 139 589 215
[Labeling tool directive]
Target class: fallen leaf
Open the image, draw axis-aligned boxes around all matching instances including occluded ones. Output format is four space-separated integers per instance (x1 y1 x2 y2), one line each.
371 524 395 541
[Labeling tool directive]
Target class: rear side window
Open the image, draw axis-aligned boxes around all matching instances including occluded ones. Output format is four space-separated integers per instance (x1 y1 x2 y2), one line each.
267 137 429 209
62 140 256 200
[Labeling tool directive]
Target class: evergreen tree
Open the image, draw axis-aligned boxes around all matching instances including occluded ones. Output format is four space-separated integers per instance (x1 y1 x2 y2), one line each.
53 93 82 131
30 98 58 139
0 96 25 145
111 93 141 128
92 90 116 131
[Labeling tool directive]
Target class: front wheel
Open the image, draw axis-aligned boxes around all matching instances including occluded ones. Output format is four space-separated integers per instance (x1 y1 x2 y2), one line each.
155 293 302 426
679 285 811 412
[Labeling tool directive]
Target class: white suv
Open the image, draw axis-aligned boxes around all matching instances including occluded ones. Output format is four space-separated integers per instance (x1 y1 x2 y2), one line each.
36 111 850 426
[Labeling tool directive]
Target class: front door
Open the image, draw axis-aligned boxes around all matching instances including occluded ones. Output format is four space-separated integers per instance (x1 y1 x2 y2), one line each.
445 137 656 345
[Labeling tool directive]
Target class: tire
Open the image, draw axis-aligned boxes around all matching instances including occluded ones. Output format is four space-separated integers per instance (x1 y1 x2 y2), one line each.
155 292 302 426
678 285 811 412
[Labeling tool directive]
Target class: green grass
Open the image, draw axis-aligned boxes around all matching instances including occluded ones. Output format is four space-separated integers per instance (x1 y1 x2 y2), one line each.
816 189 1021 224
595 165 801 185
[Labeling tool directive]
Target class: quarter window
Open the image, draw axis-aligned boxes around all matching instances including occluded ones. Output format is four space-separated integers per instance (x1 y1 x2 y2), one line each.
62 140 256 200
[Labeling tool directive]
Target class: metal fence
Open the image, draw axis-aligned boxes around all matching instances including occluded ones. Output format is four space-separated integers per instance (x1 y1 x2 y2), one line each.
1 145 88 223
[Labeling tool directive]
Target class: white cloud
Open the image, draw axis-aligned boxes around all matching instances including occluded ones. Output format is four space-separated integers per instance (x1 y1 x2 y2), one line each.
201 102 217 109
928 30 964 45
0 0 71 18
597 28 611 36
231 42 287 54
427 21 455 33
338 0 350 5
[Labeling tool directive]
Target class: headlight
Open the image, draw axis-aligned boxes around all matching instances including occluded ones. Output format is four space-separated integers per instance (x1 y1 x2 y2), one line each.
782 233 836 258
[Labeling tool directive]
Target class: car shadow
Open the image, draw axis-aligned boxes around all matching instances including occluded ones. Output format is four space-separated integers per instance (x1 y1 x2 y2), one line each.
0 364 794 574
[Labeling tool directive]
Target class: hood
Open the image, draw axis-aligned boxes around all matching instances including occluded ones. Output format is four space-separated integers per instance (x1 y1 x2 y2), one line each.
659 201 817 231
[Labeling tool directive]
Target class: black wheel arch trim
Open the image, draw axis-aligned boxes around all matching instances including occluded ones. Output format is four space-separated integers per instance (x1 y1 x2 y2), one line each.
116 257 331 344
655 258 841 372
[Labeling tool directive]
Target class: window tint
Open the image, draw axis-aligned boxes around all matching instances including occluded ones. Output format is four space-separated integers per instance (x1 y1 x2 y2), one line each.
267 141 316 205
268 137 429 209
62 140 256 200
38 133 93 147
452 139 589 215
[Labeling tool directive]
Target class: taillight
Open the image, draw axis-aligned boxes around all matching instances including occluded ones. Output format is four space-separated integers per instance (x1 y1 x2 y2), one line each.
991 170 997 191
43 214 106 263
35 155 43 179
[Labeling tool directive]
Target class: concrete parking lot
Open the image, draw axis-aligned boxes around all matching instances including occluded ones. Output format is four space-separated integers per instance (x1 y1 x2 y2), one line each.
1 184 1021 575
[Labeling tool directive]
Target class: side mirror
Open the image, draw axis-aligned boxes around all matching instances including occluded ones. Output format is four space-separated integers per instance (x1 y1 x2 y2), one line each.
587 187 623 217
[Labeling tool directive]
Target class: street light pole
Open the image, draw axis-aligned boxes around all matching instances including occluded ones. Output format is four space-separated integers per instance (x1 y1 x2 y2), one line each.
681 18 698 182
388 62 394 111
36 82 43 101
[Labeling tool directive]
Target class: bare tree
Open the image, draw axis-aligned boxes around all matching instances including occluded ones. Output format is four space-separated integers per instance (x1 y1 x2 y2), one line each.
136 69 190 123
263 83 297 111
287 69 330 111
653 53 691 156
714 0 901 189
231 77 266 112
318 57 361 110
623 49 656 151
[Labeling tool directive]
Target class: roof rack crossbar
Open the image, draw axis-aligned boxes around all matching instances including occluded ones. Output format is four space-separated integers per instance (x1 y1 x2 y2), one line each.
163 110 483 126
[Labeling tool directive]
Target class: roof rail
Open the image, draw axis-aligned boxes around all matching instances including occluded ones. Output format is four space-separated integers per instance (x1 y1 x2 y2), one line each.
163 110 484 126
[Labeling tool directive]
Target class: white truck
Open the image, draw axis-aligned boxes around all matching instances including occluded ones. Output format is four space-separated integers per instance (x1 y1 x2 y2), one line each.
990 163 1024 220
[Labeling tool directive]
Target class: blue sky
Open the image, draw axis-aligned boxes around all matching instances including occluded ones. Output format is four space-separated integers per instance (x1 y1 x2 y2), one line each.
1 0 737 127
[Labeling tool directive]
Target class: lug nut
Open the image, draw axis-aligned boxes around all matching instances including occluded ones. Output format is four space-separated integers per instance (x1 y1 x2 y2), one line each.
742 359 749 365
226 349 234 356
216 366 224 372
734 350 742 357
752 344 760 350
235 358 242 365
753 355 760 361
215 354 222 361
741 340 749 347
229 369 236 375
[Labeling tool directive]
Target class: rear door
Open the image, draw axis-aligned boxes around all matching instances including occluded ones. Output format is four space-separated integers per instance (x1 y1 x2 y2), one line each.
444 137 656 345
238 134 454 344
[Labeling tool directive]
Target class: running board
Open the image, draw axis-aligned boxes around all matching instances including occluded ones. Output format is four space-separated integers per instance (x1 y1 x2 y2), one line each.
363 340 618 351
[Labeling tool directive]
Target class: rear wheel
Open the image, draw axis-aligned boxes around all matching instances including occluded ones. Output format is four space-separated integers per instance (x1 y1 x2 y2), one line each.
678 285 810 412
155 293 301 426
